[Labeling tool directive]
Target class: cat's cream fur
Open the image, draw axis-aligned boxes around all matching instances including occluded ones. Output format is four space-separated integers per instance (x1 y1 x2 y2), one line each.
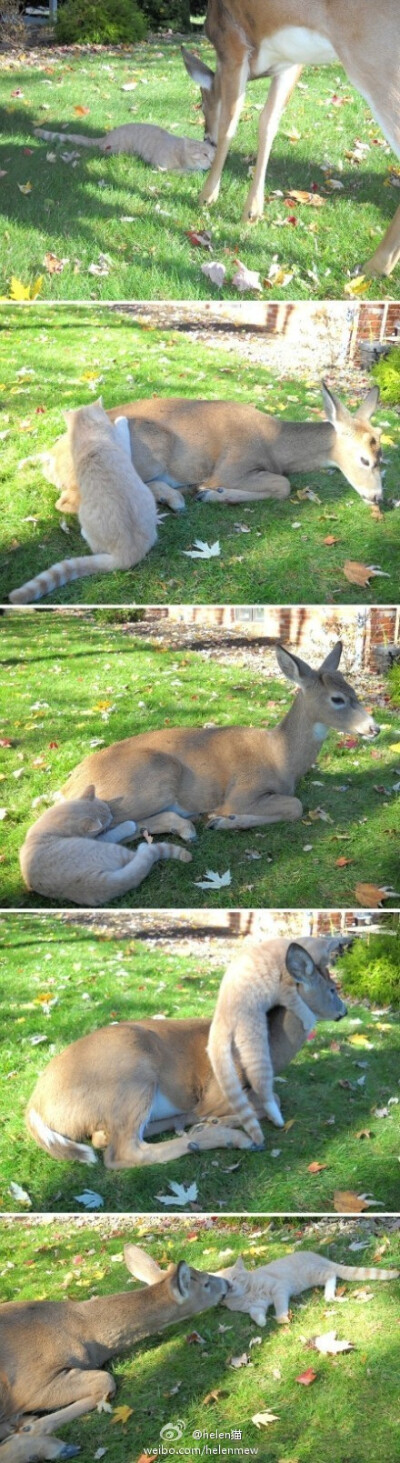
207 940 321 1144
34 123 215 171
9 403 157 604
19 786 191 906
218 1252 399 1325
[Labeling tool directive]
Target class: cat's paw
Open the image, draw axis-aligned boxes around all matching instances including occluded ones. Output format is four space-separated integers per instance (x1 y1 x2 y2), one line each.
265 1099 285 1129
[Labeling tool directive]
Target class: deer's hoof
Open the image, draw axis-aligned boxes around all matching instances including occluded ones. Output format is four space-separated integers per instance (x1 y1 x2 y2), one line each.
188 1141 200 1153
250 1140 265 1152
60 1448 81 1460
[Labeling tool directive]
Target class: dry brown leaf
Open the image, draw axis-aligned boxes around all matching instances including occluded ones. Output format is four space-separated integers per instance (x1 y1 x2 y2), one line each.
355 882 397 908
355 1129 373 1140
343 560 389 587
323 534 341 545
203 1389 228 1405
43 252 67 274
286 188 325 206
296 1368 318 1386
308 1161 328 1174
333 1191 376 1213
74 105 90 116
335 856 353 867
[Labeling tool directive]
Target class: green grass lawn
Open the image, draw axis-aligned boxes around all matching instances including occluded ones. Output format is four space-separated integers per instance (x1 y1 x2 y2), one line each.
1 612 399 909
0 306 399 606
1 916 399 1214
1 1214 399 1463
0 40 400 300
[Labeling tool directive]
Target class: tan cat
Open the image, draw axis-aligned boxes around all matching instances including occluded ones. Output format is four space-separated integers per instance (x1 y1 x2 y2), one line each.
207 939 347 1144
34 123 215 171
19 787 191 906
218 1251 399 1325
9 402 158 604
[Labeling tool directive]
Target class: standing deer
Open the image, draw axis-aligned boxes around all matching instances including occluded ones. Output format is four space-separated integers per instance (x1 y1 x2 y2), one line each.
61 641 378 841
0 1250 229 1462
25 937 349 1169
182 0 400 275
20 384 383 515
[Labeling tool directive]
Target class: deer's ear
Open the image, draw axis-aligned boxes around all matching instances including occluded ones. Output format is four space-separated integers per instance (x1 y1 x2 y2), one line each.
321 381 350 430
276 645 315 688
81 784 96 800
319 640 343 673
286 942 316 986
123 1244 163 1284
181 44 215 89
355 385 380 421
170 1261 191 1303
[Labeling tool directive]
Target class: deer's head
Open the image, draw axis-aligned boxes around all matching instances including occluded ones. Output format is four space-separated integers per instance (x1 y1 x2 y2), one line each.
276 642 379 739
123 1245 230 1314
285 941 348 1021
322 383 383 504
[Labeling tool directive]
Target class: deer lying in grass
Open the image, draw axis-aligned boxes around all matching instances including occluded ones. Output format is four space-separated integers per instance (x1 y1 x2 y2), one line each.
182 0 400 277
61 641 378 843
20 384 383 516
0 1248 229 1462
26 938 349 1169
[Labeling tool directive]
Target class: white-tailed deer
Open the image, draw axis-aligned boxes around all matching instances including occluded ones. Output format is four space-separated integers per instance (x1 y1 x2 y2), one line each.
0 1249 229 1463
62 641 378 841
22 384 383 512
26 938 349 1168
182 0 400 275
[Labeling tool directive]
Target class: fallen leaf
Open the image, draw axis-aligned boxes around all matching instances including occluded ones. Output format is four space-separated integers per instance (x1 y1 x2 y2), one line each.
186 229 212 250
186 1330 206 1344
110 1405 133 1426
74 1190 104 1209
17 181 33 194
74 105 90 116
252 1412 279 1428
203 1389 228 1405
355 1130 373 1140
335 856 353 867
201 260 226 288
333 1191 382 1213
286 188 325 207
182 539 221 560
44 252 68 274
355 883 399 907
348 1034 374 1049
296 1368 317 1386
9 275 43 300
312 1330 354 1355
343 560 390 588
232 260 263 293
156 1180 198 1207
307 1162 327 1174
9 1182 32 1206
344 275 370 296
193 869 231 891
230 1352 250 1368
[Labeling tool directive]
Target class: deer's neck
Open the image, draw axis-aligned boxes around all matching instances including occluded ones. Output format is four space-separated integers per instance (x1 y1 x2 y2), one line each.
274 692 328 784
84 1289 183 1358
272 420 337 474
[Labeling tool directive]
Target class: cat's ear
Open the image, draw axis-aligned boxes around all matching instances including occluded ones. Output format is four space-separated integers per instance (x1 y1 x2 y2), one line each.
234 1256 246 1272
95 395 103 407
82 784 96 800
86 818 105 836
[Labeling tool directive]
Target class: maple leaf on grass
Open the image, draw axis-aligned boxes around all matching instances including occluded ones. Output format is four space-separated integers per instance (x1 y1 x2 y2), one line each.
296 1368 317 1386
156 1180 198 1207
74 1189 104 1210
232 260 263 293
110 1405 134 1426
252 1412 280 1427
311 1330 354 1355
182 540 221 560
9 1182 31 1206
201 260 226 289
355 882 399 908
333 1190 384 1213
343 561 390 588
194 869 231 891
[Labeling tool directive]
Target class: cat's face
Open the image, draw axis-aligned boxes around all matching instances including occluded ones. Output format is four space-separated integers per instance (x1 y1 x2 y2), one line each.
61 793 113 837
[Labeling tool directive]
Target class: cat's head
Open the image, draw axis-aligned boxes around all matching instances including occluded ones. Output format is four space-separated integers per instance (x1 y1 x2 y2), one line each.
64 399 108 437
54 785 113 837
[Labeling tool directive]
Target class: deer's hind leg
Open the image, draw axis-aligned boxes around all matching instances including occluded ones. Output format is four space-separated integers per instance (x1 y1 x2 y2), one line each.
103 1082 254 1168
27 1369 116 1418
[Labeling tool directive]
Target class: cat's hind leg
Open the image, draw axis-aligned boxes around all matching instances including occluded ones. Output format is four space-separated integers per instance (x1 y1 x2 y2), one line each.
324 1275 337 1301
273 1290 291 1323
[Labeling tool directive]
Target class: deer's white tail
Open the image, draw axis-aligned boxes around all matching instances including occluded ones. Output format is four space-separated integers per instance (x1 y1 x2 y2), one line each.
26 1108 97 1166
9 554 115 604
336 1263 399 1281
34 127 102 149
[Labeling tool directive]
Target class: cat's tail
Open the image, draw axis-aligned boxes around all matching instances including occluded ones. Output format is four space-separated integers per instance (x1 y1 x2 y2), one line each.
335 1263 399 1281
26 1108 97 1166
34 127 102 149
207 1027 265 1147
9 554 117 604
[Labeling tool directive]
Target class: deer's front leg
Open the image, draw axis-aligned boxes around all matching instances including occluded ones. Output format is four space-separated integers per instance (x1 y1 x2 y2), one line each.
364 201 400 277
208 793 303 830
197 472 290 504
200 57 249 206
243 65 302 222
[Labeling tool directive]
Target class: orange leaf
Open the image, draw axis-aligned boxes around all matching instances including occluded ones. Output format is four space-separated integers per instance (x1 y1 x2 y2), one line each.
355 882 393 908
355 1130 373 1140
342 560 389 588
323 534 340 545
137 1456 157 1463
296 1368 318 1386
307 1162 327 1174
74 105 90 116
335 856 353 867
333 1190 372 1213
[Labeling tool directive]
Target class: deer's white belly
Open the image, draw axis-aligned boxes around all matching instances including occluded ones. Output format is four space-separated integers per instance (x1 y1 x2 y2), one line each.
254 27 337 74
148 1090 180 1122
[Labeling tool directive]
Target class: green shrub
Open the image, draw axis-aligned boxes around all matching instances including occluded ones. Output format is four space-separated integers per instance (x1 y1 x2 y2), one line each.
372 347 400 405
141 1 191 30
388 662 400 707
340 927 400 1007
56 0 148 46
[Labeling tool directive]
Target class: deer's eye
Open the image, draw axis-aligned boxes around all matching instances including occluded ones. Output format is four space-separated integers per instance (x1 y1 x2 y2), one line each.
330 694 346 707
